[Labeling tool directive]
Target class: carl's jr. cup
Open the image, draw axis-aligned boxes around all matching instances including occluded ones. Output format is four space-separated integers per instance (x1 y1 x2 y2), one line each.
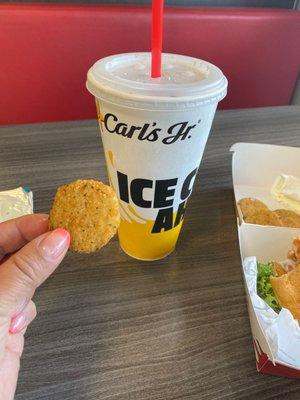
87 53 227 260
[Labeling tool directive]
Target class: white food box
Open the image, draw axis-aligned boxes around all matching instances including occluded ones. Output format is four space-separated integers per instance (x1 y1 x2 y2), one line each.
231 143 300 379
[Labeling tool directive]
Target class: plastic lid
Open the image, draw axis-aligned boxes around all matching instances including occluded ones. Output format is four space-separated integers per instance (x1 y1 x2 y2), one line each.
86 53 227 110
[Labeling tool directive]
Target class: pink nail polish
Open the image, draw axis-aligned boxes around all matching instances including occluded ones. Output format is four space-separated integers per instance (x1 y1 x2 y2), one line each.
10 313 26 334
39 228 70 260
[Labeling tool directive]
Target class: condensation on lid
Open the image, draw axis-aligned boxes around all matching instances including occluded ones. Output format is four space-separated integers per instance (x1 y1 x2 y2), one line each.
86 53 227 108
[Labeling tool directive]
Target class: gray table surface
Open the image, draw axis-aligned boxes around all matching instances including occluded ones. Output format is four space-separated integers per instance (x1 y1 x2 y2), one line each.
1 105 300 400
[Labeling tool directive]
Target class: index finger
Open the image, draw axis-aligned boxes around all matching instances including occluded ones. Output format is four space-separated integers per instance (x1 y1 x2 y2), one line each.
0 214 49 260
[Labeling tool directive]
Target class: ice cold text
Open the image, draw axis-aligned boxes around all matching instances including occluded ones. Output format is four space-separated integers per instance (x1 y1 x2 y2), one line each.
117 168 198 233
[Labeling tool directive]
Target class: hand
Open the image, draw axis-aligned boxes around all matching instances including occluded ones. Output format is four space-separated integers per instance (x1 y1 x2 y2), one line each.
0 214 70 399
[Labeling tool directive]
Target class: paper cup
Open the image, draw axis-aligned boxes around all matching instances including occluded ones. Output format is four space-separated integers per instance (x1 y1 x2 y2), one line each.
87 53 227 260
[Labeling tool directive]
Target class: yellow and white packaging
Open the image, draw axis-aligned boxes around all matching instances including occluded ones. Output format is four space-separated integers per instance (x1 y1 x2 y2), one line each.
87 53 227 260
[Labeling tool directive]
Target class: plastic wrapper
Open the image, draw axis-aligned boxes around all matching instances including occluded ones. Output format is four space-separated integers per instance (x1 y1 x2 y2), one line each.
0 187 33 223
244 256 300 368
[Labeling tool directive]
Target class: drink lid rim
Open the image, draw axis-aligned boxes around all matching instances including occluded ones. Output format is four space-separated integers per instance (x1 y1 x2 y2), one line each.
86 52 228 108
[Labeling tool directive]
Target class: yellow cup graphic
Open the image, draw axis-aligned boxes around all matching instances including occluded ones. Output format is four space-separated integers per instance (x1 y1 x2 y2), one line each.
104 148 191 260
118 214 183 260
87 53 227 260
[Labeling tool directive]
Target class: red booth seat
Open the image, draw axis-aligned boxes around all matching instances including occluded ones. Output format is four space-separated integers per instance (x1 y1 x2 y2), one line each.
0 4 299 125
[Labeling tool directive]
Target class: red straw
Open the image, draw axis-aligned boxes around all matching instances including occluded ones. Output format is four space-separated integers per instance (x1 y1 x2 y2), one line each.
151 0 164 78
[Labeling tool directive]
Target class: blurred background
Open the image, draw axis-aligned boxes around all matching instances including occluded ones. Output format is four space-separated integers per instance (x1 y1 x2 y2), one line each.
1 0 299 6
0 0 299 124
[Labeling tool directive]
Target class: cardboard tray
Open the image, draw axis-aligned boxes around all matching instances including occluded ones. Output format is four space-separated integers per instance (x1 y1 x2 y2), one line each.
231 142 300 378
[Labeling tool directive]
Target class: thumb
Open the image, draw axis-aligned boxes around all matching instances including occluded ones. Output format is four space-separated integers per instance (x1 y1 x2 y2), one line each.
0 228 70 319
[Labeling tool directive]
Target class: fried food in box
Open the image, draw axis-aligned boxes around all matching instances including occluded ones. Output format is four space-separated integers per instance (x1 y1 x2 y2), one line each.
244 208 282 227
49 179 120 253
274 209 300 228
238 197 300 228
270 264 300 321
238 198 268 219
257 239 300 320
272 261 286 277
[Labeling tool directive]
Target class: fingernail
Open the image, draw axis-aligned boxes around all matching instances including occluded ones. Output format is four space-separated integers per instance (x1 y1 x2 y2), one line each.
39 228 70 260
10 313 26 334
